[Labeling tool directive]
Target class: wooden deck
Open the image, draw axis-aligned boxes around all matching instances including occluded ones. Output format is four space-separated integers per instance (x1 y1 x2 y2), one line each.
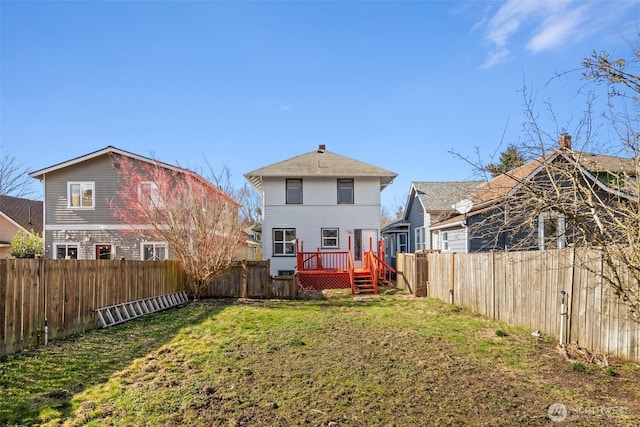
296 240 395 294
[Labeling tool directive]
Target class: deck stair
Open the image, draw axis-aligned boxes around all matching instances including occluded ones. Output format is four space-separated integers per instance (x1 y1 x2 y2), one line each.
95 291 189 328
352 268 376 294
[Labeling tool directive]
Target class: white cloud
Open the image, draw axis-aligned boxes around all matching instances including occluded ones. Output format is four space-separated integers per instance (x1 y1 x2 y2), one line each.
478 0 595 67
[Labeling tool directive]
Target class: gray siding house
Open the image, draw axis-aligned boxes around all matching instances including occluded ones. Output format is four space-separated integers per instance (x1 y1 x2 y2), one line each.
430 135 638 253
381 181 481 266
29 146 210 260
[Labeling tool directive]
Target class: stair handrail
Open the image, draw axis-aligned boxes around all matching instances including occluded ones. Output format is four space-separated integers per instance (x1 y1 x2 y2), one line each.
364 250 378 294
348 251 355 293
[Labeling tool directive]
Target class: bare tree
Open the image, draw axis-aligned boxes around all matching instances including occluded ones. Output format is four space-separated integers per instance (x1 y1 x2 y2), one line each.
462 37 640 320
0 146 35 197
109 154 245 299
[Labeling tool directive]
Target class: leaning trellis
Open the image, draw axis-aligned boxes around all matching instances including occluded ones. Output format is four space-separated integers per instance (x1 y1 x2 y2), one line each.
95 291 189 328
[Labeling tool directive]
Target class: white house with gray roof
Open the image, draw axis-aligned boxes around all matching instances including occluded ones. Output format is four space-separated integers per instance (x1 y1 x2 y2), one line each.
244 145 397 277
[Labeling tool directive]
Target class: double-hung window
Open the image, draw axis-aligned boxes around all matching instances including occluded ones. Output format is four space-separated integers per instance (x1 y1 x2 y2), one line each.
286 179 302 204
321 228 339 248
273 228 296 256
68 182 94 208
337 179 354 204
142 242 167 260
441 232 449 252
139 181 163 208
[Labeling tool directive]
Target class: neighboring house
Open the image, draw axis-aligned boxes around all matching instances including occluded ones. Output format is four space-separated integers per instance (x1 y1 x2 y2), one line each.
244 145 397 277
430 134 638 253
0 195 43 258
29 146 244 260
381 181 481 269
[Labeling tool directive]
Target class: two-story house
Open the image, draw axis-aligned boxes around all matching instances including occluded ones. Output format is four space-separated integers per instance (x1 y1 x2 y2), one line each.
28 146 230 260
0 195 43 258
244 145 397 277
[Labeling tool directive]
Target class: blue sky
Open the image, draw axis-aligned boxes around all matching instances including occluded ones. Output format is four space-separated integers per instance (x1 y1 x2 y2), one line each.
2 0 639 210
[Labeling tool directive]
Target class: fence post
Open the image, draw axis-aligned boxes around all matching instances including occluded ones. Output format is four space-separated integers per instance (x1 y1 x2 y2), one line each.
449 252 455 305
241 260 248 299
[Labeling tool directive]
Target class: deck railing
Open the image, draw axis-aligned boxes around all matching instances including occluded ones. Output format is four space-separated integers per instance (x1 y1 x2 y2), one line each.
297 249 350 271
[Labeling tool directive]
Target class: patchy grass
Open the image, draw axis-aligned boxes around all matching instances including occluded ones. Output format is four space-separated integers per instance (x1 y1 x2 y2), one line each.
1 289 639 426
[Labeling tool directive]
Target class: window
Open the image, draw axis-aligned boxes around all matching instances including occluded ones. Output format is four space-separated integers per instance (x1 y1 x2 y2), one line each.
286 179 303 204
398 233 408 253
68 182 94 208
538 212 566 250
142 242 167 260
441 231 449 252
96 244 113 260
139 181 163 208
277 270 295 277
337 179 354 204
415 227 426 251
56 244 78 259
273 228 296 256
321 228 339 248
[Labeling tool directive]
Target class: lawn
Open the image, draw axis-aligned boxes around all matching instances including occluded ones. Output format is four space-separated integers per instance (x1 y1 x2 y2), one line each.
1 288 639 426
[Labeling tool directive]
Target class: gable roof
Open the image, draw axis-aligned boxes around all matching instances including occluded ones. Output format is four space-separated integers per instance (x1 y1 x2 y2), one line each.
409 181 484 214
0 194 43 236
29 146 239 205
29 146 188 180
244 145 397 192
430 148 638 230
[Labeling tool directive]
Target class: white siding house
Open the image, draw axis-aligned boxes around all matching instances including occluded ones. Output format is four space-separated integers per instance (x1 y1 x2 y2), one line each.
244 145 397 277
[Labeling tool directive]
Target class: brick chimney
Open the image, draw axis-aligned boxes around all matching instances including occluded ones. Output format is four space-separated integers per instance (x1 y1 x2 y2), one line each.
558 133 572 150
318 144 326 153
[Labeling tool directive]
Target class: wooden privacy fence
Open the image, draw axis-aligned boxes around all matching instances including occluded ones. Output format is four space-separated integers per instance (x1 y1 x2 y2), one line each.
397 248 640 363
1 259 292 356
198 261 297 300
0 258 187 357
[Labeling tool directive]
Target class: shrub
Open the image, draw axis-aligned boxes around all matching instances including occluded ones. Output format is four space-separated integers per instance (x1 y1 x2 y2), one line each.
10 229 43 258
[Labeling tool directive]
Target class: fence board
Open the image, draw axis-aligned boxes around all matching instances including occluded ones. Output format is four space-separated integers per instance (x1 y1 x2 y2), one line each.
404 248 640 363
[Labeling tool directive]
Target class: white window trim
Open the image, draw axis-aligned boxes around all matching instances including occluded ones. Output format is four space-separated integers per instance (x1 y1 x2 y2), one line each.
321 228 339 249
273 228 296 256
67 181 95 209
54 242 80 259
538 212 566 250
141 241 168 260
441 231 449 252
138 181 164 209
415 227 426 251
337 178 354 204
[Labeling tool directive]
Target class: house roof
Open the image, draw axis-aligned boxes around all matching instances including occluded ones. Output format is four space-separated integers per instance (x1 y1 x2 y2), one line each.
430 148 638 230
244 145 397 192
0 194 43 236
29 146 188 179
29 145 239 205
410 181 484 213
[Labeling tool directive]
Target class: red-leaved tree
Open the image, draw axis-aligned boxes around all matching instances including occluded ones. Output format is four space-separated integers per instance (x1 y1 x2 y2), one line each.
109 153 245 299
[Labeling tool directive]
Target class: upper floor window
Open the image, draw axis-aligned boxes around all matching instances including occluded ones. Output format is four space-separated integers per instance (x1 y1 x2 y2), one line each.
142 242 167 260
273 228 296 256
68 182 94 208
337 179 354 204
286 179 303 204
321 228 339 248
139 181 163 208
